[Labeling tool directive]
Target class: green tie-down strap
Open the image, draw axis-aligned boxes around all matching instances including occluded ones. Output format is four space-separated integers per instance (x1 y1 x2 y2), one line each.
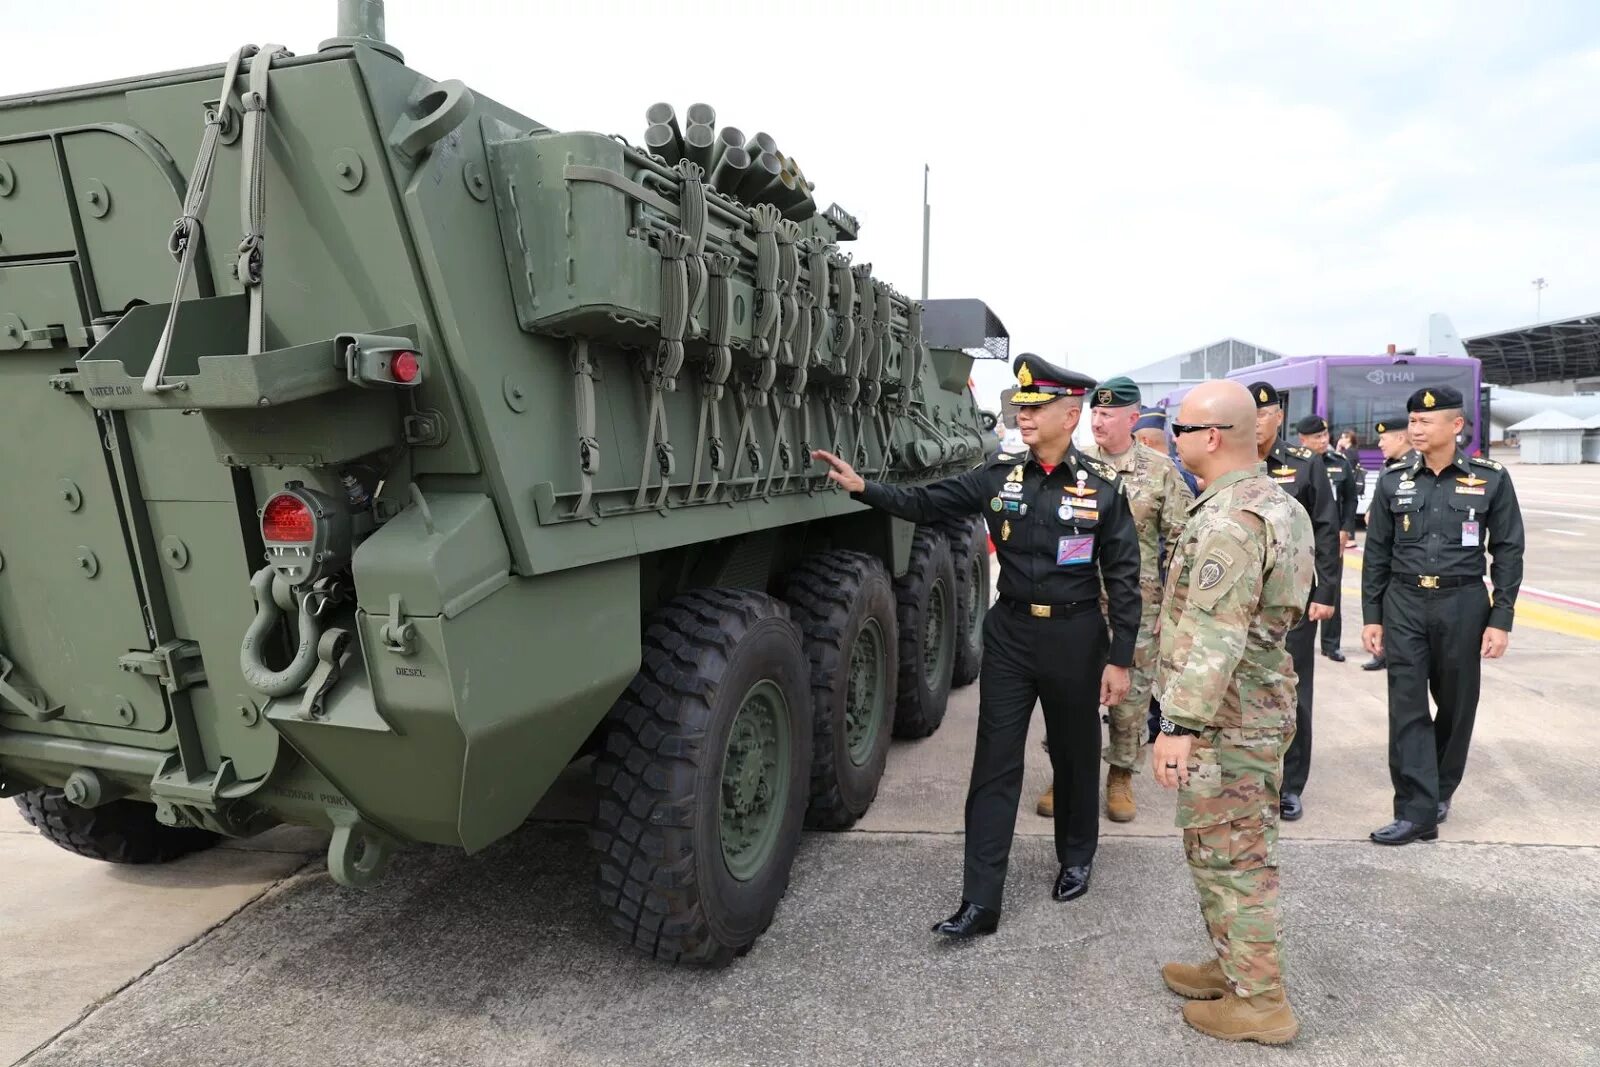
802 239 833 369
750 204 783 360
776 221 801 368
831 252 856 378
690 254 738 502
674 160 709 335
636 231 691 509
851 264 876 386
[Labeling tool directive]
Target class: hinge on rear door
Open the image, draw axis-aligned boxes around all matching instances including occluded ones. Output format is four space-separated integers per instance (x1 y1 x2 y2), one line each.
118 640 206 693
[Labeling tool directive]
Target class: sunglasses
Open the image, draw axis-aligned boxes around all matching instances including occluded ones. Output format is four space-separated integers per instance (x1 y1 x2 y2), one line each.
1170 422 1234 436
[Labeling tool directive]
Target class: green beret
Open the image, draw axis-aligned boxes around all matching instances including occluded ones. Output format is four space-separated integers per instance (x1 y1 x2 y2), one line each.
1090 376 1142 409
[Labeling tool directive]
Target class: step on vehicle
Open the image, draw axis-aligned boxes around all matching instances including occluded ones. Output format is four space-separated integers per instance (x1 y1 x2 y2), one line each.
0 2 1009 965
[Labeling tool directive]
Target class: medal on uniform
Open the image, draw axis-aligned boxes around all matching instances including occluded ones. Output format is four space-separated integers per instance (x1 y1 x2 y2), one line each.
1063 471 1096 498
1455 474 1487 496
990 497 1003 512
1398 480 1415 491
1403 513 1411 533
1001 519 1012 542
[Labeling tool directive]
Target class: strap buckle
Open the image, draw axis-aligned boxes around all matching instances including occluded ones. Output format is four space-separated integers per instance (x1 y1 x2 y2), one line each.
1419 575 1440 589
1029 603 1051 618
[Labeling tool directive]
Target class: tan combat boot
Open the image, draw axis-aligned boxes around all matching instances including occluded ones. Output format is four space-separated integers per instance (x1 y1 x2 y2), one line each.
1161 958 1228 1000
1105 766 1135 822
1036 783 1054 818
1182 988 1299 1044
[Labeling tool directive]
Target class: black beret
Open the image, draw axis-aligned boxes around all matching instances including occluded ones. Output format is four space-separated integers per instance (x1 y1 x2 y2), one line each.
1406 385 1464 413
1010 353 1096 407
1246 381 1281 408
1295 414 1327 435
1374 417 1405 435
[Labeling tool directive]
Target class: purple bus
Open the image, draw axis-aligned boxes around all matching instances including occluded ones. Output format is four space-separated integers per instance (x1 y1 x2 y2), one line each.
1160 352 1485 516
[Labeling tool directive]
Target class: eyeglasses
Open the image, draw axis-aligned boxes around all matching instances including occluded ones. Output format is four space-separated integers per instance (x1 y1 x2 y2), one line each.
1170 422 1234 436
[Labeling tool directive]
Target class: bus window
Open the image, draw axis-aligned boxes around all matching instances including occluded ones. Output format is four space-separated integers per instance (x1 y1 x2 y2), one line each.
1283 388 1314 437
1326 364 1480 453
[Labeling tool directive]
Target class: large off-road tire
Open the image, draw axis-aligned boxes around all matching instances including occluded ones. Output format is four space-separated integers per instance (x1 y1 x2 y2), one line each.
13 788 219 864
939 516 991 688
891 526 957 739
781 550 898 830
591 588 812 965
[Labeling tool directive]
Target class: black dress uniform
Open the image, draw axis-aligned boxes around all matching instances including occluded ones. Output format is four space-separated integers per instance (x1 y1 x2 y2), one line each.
1296 415 1360 658
1362 387 1525 838
1248 385 1340 818
853 353 1141 925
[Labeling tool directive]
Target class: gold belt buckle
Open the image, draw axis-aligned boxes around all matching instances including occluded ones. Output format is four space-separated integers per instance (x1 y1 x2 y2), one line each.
1419 575 1440 589
1029 603 1051 618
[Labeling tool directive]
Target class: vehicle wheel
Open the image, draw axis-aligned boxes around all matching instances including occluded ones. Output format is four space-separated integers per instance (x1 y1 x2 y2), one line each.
13 788 219 864
781 550 898 830
939 516 990 688
591 588 812 965
891 526 957 739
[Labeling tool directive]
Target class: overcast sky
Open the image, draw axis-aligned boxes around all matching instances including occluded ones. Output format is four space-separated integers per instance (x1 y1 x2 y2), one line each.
5 0 1598 405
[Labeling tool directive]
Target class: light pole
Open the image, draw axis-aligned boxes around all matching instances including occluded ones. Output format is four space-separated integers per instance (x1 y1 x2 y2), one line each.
920 164 931 301
1532 277 1547 322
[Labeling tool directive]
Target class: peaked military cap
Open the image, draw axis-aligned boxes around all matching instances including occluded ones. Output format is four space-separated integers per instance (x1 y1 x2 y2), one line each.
1134 405 1167 432
1247 381 1282 408
1295 414 1327 435
1010 353 1095 407
1090 376 1142 409
1374 416 1405 435
1406 385 1464 412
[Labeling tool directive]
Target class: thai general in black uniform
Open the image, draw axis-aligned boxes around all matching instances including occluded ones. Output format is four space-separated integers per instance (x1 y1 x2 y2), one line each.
1295 414 1360 660
1248 384 1339 823
812 354 1141 938
1361 386 1524 845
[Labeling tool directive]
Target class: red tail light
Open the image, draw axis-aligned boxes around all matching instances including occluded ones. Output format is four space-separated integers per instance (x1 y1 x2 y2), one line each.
262 493 316 543
392 350 421 384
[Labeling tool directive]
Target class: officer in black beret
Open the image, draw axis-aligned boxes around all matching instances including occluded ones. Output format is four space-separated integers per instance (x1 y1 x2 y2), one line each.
1361 385 1525 844
1294 414 1359 661
1360 417 1416 670
813 353 1142 936
1247 383 1340 823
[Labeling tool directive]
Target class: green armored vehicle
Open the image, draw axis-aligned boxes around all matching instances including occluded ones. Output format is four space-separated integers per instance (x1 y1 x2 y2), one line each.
0 2 1005 963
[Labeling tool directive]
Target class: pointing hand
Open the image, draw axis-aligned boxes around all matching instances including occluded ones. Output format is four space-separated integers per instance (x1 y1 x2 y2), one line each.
811 450 865 494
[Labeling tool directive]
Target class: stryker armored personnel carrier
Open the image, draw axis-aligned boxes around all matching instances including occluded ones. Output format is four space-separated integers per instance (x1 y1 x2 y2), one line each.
0 1 1005 963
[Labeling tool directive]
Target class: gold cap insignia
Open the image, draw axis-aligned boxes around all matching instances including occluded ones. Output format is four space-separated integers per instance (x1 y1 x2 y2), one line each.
1096 388 1112 405
1423 390 1436 409
1017 364 1033 387
1376 422 1386 433
1258 388 1269 403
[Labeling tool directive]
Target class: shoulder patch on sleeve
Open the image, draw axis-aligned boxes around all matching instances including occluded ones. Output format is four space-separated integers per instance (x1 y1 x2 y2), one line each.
1470 456 1503 471
1187 529 1257 610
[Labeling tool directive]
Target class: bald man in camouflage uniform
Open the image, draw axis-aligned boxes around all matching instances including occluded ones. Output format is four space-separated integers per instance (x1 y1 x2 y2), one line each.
1152 379 1314 1045
1036 376 1192 823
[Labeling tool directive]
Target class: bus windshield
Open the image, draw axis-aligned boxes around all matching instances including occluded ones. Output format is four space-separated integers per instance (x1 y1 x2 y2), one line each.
1326 363 1479 451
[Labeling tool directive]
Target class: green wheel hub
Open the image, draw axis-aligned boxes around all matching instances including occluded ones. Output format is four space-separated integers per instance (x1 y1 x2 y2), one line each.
720 679 792 882
844 618 888 766
923 578 952 689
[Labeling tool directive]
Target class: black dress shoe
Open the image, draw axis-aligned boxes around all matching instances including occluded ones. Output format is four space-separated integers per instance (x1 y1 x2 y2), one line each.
1361 656 1387 671
1370 819 1438 845
1323 648 1346 662
1052 865 1092 902
1281 793 1303 821
931 900 999 938
1437 801 1450 824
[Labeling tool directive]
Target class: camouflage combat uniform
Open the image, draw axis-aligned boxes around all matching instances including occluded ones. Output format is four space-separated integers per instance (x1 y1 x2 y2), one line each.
1156 467 1315 997
1084 440 1194 770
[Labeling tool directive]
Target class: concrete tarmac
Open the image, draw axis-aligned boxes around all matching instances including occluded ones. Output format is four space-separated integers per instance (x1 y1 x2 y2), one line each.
4 455 1599 1066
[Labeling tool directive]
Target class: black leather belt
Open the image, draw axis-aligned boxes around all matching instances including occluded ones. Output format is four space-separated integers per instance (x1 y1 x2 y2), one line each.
1393 573 1480 590
997 596 1097 618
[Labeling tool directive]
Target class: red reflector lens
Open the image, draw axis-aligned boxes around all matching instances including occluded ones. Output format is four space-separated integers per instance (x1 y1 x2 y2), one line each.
262 494 316 542
392 350 420 384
